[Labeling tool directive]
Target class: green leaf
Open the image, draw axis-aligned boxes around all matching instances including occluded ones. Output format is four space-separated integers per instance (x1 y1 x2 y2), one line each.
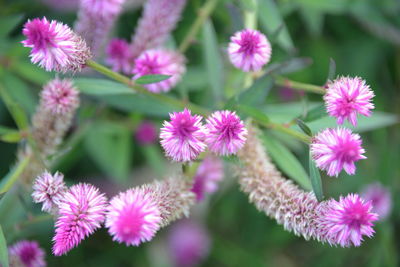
0 126 22 143
261 133 312 190
237 105 270 125
141 145 166 176
0 225 9 267
0 83 29 131
302 104 326 122
135 74 171 85
0 155 31 194
296 119 312 136
266 57 313 75
309 151 323 201
238 75 273 106
11 61 53 85
75 78 134 95
0 14 24 37
327 58 336 81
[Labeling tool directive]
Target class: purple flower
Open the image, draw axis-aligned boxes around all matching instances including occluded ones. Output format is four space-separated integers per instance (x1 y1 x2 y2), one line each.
133 49 186 93
52 183 108 256
106 38 134 74
311 127 366 177
160 109 207 162
168 220 210 267
361 183 392 220
324 76 374 126
205 110 247 156
41 79 79 115
8 240 46 267
228 29 272 72
22 17 91 72
135 121 158 145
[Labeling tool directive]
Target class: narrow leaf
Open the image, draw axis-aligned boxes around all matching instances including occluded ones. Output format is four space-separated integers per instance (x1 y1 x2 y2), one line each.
309 151 324 201
0 14 24 37
302 104 326 122
327 58 336 81
135 74 171 85
0 225 9 267
239 75 273 106
296 119 312 136
74 78 134 95
237 105 270 125
0 83 29 130
0 155 31 194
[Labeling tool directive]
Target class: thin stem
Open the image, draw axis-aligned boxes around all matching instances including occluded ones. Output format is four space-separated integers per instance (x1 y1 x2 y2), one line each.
274 75 326 95
255 120 311 144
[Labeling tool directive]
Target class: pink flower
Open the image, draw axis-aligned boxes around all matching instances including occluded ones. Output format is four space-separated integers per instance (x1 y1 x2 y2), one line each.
41 79 79 115
106 38 134 74
105 188 162 246
205 110 247 156
135 121 158 145
52 183 108 256
191 156 224 201
22 17 91 72
133 49 186 93
228 29 272 72
160 109 207 162
168 220 210 267
324 76 374 126
80 0 125 18
318 194 378 247
311 127 366 177
32 171 67 214
8 240 46 267
361 183 392 220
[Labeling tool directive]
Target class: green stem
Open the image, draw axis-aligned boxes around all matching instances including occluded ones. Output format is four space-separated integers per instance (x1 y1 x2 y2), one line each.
274 75 326 95
256 120 311 144
178 0 220 53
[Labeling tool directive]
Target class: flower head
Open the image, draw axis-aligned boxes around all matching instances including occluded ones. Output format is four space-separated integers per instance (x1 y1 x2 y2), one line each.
361 183 392 220
324 76 374 126
52 183 108 256
133 49 186 93
311 127 366 177
80 0 125 18
22 17 91 72
319 194 378 247
105 188 161 246
106 38 134 74
135 121 158 145
160 109 207 162
192 156 224 201
228 29 272 72
9 240 46 267
32 171 67 213
41 79 79 115
205 110 247 156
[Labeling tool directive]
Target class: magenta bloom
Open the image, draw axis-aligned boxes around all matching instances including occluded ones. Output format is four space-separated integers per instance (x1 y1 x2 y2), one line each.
8 240 46 267
361 183 392 220
133 49 186 93
168 220 210 267
22 17 91 72
205 110 247 156
160 109 207 162
319 194 378 247
311 127 366 177
192 156 224 201
106 38 134 74
105 188 162 246
32 171 67 213
41 79 79 115
52 183 108 256
228 29 272 72
135 121 158 145
324 76 374 126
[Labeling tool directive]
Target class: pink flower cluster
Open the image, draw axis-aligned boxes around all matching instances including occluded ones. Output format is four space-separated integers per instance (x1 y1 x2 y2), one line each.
160 109 247 162
8 240 46 267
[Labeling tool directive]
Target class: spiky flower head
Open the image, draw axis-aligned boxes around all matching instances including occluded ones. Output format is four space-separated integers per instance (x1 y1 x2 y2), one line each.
311 127 366 177
135 121 158 145
52 183 108 256
133 49 186 93
32 171 67 214
22 17 91 72
228 29 272 72
324 76 374 126
40 79 79 115
8 240 46 267
361 182 392 220
106 38 134 74
105 188 161 246
205 110 247 156
160 109 207 162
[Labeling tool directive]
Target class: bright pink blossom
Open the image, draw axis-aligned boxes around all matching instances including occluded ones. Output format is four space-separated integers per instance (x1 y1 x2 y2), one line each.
324 76 374 126
228 29 272 72
361 183 392 220
52 183 108 256
41 79 79 115
8 240 46 267
160 109 207 162
32 171 67 213
135 121 158 145
106 38 134 74
311 127 366 177
105 188 162 246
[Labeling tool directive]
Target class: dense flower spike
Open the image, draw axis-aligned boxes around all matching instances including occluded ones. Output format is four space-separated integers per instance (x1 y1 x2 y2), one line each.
205 110 247 156
135 121 158 145
41 79 79 115
228 29 272 72
324 76 375 126
160 109 207 162
8 240 46 267
52 183 108 256
32 171 67 214
133 49 186 93
311 127 366 177
168 220 211 267
191 156 224 201
361 183 392 220
106 38 134 74
318 194 378 247
105 188 162 246
22 17 91 72
130 0 187 58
